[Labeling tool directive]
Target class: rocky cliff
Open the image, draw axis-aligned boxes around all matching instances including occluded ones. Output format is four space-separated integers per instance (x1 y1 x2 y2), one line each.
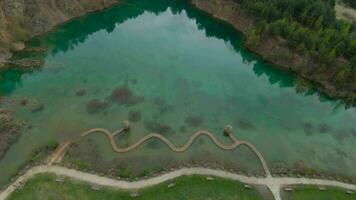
0 0 120 67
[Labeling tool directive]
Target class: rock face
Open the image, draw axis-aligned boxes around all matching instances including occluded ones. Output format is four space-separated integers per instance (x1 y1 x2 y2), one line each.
0 0 120 65
0 108 24 159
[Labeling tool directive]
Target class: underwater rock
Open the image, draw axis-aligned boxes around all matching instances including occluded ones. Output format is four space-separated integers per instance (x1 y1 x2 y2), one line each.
110 86 144 106
154 98 172 114
131 79 138 85
128 111 141 122
20 99 28 106
86 99 109 114
333 130 350 142
75 89 86 96
20 98 45 113
179 126 187 133
185 116 203 127
351 130 356 138
6 58 44 69
17 98 45 113
302 123 314 135
318 123 331 133
0 108 24 158
30 103 45 113
237 119 255 130
144 121 175 136
23 47 48 53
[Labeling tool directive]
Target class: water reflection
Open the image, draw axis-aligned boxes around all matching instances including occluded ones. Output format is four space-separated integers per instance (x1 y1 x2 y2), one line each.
2 0 348 108
0 0 355 186
0 1 268 91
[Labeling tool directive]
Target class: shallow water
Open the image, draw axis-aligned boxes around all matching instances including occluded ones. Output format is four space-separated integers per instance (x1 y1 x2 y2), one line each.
0 0 356 185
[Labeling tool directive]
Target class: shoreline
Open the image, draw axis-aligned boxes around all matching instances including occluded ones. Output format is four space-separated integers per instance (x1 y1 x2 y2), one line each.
1 165 356 200
0 0 121 69
0 1 355 195
0 0 354 104
190 0 355 105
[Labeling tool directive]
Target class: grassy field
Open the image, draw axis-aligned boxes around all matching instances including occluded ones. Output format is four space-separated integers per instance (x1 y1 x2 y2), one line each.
8 174 265 200
282 185 356 200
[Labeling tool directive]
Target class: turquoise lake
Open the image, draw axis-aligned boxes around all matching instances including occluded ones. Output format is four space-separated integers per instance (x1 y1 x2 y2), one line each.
0 0 355 185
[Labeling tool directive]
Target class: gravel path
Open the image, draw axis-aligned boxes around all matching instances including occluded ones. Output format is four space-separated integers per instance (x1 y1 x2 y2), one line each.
1 165 355 200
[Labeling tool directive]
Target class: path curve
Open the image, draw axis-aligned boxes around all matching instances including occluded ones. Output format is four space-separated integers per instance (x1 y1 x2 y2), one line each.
81 127 271 177
1 165 355 200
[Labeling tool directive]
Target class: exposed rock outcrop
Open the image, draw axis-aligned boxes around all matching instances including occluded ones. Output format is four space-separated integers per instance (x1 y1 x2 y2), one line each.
0 0 120 67
0 108 24 159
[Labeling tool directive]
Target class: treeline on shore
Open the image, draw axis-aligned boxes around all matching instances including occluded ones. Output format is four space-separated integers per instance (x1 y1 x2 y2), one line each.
237 0 355 95
341 0 356 9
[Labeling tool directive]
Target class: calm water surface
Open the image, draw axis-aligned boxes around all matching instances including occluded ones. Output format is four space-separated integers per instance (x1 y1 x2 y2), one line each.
0 0 355 184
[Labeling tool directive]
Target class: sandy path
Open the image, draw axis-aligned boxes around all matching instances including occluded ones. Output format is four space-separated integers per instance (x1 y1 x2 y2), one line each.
82 128 271 177
46 142 72 165
1 165 355 200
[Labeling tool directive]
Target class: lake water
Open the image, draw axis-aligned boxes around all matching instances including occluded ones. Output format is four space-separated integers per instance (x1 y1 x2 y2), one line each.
0 0 355 185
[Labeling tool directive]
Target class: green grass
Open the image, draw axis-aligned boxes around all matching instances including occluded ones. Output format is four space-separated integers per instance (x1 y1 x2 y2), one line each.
8 174 264 200
282 185 356 200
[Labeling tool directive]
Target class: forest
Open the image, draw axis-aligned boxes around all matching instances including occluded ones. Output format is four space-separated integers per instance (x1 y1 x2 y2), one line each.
237 0 356 85
342 0 356 9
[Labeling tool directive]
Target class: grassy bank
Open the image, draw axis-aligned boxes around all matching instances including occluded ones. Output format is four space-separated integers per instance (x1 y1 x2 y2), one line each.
7 174 265 200
0 141 58 188
282 185 356 200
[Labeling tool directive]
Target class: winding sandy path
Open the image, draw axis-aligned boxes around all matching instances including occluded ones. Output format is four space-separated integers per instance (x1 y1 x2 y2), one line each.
81 128 271 177
0 165 355 200
2 126 354 199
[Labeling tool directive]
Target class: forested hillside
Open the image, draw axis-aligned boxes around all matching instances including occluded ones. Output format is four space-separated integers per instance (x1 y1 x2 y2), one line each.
233 0 356 102
239 0 355 64
342 0 356 9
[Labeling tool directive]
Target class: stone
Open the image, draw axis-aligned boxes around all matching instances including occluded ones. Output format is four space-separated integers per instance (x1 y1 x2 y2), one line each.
12 42 25 51
75 89 86 96
346 190 354 195
244 184 252 189
284 187 293 192
86 99 108 114
23 47 48 53
31 103 44 113
206 176 214 181
7 59 43 68
318 186 326 191
91 186 101 191
55 177 64 183
168 183 175 188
